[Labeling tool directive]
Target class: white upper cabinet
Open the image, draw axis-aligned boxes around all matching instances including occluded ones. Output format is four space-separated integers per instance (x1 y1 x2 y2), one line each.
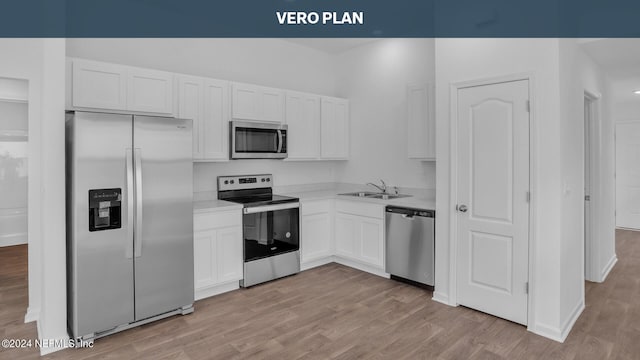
285 91 321 159
178 75 205 159
127 67 174 114
178 75 229 161
72 59 127 111
407 83 435 160
70 58 174 115
320 96 349 160
202 79 230 160
231 82 284 122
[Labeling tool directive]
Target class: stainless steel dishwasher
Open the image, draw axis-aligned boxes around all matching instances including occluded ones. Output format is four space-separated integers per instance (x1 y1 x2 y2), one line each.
385 206 435 288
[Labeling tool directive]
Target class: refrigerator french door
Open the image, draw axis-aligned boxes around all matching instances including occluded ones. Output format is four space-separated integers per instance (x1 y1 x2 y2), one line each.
66 111 194 340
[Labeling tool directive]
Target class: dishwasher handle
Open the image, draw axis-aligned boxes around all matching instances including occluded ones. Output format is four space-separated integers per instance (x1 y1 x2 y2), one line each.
386 205 434 218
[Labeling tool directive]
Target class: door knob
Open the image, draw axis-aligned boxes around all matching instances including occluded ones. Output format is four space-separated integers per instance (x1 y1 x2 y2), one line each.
456 204 468 213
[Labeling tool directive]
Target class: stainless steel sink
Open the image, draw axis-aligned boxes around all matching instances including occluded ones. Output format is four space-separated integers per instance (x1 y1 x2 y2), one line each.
366 193 411 200
338 192 412 200
338 191 378 198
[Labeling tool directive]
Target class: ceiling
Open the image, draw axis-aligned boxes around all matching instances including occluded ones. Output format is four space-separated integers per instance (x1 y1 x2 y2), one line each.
283 38 380 54
580 39 640 103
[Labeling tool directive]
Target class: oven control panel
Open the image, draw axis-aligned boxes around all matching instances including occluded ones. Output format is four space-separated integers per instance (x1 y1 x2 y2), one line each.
218 174 272 191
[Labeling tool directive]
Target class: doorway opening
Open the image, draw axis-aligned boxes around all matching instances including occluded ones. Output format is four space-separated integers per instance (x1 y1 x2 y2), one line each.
0 77 29 329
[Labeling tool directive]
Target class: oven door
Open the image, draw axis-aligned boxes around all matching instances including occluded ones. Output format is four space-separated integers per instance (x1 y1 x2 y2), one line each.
242 202 299 262
231 121 287 159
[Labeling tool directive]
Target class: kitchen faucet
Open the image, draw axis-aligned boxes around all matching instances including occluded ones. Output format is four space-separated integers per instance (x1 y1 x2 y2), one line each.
367 179 388 193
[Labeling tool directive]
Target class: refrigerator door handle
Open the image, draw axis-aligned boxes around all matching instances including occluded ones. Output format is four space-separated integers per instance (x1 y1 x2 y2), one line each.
125 148 134 259
134 148 143 258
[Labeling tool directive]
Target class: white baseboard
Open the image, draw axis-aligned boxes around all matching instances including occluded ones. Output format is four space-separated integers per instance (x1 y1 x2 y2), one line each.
301 256 334 271
600 254 618 282
615 226 640 231
531 322 563 342
24 306 39 323
432 291 453 306
0 234 27 247
559 299 585 342
333 257 389 278
194 281 239 301
36 321 68 356
530 299 585 343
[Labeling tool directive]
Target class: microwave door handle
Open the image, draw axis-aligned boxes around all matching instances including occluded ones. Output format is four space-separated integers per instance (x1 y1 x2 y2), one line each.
277 129 283 153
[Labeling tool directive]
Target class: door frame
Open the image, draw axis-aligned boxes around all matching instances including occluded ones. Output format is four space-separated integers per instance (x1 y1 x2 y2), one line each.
448 72 536 329
583 90 601 282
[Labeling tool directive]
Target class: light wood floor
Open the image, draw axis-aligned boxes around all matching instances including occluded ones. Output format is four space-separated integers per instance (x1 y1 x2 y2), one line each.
2 230 640 359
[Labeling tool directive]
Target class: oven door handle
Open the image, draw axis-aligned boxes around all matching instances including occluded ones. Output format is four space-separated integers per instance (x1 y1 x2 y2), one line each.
244 202 300 214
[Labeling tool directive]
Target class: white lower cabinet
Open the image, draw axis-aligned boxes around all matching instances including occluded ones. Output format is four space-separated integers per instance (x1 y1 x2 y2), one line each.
334 200 384 269
193 210 242 300
300 200 333 267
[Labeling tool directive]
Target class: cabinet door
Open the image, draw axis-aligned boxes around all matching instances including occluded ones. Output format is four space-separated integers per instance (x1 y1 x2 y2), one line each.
178 75 204 159
286 92 320 159
203 79 230 160
216 226 243 283
320 97 349 159
232 83 260 120
72 59 127 110
359 218 384 268
301 212 332 263
407 84 435 160
260 87 284 122
232 82 284 122
193 229 217 290
335 212 358 260
127 67 174 114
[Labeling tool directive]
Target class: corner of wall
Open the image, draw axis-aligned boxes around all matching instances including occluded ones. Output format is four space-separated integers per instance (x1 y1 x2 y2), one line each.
24 306 40 323
531 297 584 343
599 253 618 282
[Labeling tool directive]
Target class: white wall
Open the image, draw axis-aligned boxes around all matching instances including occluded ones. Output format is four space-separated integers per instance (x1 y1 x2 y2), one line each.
0 39 67 354
332 39 436 190
435 38 569 341
559 40 615 292
67 39 342 190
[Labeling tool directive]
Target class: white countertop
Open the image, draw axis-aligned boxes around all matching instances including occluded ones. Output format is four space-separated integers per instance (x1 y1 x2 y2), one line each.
280 188 436 211
193 198 243 214
193 185 436 213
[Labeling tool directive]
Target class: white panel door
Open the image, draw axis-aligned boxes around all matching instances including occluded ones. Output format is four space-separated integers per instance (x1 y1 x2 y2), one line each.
127 67 174 114
203 79 230 160
456 80 530 325
286 92 320 159
301 212 332 263
615 122 640 229
178 75 204 159
72 59 127 110
320 97 349 159
216 227 243 283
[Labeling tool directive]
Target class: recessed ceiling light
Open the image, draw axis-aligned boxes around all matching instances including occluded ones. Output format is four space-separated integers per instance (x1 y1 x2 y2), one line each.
634 90 640 95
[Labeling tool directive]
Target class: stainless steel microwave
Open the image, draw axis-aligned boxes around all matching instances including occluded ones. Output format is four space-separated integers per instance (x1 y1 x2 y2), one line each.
230 120 288 159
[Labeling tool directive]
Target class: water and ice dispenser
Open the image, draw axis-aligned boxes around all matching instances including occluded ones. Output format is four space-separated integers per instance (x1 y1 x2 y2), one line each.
88 188 122 231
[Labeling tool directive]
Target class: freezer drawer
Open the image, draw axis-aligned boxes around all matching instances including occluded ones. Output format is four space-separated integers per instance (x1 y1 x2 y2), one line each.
385 206 435 287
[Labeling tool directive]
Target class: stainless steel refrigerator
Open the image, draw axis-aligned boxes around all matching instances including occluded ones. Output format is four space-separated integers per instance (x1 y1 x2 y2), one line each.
66 111 194 341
